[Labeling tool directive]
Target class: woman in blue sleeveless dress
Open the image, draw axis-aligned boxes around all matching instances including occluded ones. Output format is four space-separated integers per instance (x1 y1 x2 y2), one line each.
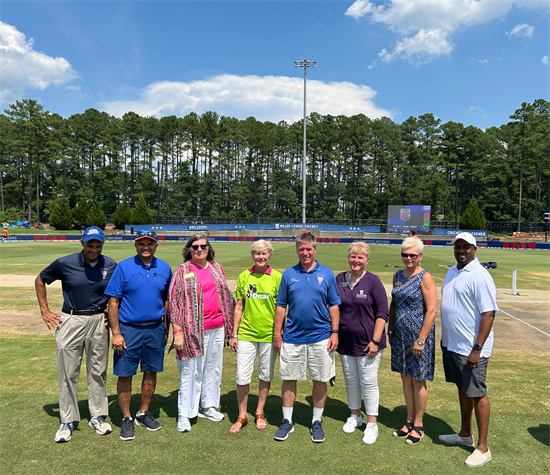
388 237 437 445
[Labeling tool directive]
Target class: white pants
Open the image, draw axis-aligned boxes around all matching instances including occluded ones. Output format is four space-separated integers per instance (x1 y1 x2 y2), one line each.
236 340 276 385
339 351 383 416
176 327 224 418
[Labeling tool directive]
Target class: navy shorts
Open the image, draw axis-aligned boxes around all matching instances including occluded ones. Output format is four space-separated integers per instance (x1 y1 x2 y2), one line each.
441 346 489 398
113 321 166 377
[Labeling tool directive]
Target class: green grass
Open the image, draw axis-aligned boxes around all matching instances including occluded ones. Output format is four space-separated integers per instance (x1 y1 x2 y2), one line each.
0 335 548 475
1 241 548 290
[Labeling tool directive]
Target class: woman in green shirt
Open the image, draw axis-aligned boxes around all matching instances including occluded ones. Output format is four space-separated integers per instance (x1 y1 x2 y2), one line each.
229 240 282 433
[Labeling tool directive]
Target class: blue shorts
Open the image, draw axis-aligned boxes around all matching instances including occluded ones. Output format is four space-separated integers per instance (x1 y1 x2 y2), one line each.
113 321 166 377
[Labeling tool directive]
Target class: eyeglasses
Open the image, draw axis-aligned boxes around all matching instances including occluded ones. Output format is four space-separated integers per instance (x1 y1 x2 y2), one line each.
191 244 208 251
136 231 157 239
401 253 419 258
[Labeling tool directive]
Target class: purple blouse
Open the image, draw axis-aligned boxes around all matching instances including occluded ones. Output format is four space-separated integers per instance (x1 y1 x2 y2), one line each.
336 271 389 357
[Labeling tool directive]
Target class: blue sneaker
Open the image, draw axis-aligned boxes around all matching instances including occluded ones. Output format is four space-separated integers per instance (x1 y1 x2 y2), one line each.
54 422 73 443
120 417 135 441
274 418 294 441
310 420 325 443
135 411 161 431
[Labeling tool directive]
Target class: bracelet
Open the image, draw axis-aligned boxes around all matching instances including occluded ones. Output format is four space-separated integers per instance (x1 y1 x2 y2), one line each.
371 339 380 345
331 329 339 334
173 328 183 334
231 334 238 339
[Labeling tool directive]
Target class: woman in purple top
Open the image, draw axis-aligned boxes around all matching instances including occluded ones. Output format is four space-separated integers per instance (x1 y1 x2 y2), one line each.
337 242 388 445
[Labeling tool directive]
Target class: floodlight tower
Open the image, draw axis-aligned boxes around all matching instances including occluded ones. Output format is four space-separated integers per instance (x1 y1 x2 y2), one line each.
295 59 316 224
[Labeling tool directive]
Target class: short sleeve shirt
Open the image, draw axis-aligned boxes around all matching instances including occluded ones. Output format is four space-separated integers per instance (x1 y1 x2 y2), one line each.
235 266 282 342
441 258 498 358
40 252 116 310
276 261 341 344
105 255 173 324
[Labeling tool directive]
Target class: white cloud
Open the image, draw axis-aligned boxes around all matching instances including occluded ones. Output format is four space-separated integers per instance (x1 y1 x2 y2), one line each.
506 23 535 37
100 74 392 123
542 56 549 65
0 22 78 104
345 0 541 65
469 106 484 112
478 58 489 64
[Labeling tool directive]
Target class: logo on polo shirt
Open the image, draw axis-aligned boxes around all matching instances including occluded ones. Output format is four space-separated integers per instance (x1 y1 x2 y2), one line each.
246 283 269 300
317 275 324 284
101 268 107 280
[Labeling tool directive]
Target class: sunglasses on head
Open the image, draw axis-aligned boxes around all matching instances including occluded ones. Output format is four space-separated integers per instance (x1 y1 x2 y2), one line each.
136 231 157 239
401 253 419 258
191 244 208 251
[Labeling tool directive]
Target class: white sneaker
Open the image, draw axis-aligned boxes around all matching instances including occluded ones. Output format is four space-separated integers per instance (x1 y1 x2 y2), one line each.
362 423 379 445
198 407 224 422
342 415 363 433
54 422 73 443
88 416 112 435
177 416 191 432
438 432 474 447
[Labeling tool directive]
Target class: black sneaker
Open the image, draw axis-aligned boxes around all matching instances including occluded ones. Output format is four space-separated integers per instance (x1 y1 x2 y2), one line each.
135 411 162 431
120 417 135 441
310 420 325 443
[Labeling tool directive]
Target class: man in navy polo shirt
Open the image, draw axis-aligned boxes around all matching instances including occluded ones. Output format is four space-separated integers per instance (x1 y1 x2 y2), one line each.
273 232 341 443
105 231 173 441
35 226 116 443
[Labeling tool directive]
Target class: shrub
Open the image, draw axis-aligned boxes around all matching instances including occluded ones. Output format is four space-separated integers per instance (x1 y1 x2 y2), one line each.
48 198 73 230
131 195 153 225
113 199 132 230
87 200 106 229
73 198 91 229
459 199 486 230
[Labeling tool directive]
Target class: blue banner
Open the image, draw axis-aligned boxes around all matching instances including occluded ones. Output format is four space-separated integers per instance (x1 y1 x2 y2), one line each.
125 223 381 233
433 229 487 237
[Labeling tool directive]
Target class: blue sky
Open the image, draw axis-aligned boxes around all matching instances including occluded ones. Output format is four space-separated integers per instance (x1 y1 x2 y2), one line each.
1 0 548 128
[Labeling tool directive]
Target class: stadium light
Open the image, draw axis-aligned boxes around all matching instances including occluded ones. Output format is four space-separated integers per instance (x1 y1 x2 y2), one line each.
295 59 316 224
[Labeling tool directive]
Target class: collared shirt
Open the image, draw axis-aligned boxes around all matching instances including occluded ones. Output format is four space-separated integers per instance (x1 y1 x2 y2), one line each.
277 260 341 344
441 258 498 358
105 255 173 324
40 252 116 311
235 266 282 342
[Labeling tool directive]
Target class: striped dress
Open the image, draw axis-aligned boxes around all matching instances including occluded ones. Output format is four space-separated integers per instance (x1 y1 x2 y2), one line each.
390 269 435 381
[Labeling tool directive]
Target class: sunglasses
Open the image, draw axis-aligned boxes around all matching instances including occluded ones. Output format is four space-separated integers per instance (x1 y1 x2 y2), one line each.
401 253 419 258
191 244 208 251
136 231 157 239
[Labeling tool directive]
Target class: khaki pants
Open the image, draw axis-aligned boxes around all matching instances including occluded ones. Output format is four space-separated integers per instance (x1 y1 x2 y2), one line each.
56 311 109 423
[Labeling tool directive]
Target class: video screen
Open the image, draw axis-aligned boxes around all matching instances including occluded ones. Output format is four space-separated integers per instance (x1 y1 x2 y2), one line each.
387 205 431 229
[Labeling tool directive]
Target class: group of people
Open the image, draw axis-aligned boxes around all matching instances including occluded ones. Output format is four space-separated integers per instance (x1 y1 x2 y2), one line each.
36 229 497 468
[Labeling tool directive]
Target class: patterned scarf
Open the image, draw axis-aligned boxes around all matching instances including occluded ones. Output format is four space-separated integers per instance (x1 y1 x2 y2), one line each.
168 260 235 361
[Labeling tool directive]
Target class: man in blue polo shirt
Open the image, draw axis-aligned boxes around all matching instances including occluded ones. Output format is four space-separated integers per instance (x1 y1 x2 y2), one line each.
273 232 340 443
35 226 116 443
105 231 172 441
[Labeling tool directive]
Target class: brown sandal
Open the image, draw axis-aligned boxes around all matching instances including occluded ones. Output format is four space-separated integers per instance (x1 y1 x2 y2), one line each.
229 416 248 434
255 412 267 430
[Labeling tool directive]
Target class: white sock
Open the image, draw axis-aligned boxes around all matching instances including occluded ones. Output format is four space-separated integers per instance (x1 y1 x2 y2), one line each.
354 414 363 423
312 406 324 423
136 412 144 417
282 407 293 423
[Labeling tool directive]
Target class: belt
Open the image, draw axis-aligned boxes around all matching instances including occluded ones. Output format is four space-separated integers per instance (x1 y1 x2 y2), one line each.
62 305 106 316
121 318 163 326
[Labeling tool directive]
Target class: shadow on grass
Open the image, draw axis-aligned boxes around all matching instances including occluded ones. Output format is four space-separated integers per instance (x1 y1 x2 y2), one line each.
528 423 550 446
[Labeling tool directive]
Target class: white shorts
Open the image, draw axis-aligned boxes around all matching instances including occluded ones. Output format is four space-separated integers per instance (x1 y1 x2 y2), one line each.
236 340 277 385
279 339 335 382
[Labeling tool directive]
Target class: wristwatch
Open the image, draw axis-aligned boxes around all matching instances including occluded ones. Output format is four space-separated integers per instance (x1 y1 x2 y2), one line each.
416 339 425 346
371 339 380 345
473 343 483 351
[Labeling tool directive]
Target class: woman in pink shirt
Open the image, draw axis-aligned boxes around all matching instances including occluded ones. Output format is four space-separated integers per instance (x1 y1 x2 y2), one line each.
169 234 234 433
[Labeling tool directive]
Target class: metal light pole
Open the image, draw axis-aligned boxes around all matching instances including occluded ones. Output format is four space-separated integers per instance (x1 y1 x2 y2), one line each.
295 59 316 224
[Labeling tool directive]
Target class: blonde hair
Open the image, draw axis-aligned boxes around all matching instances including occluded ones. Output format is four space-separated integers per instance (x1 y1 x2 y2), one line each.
401 237 424 254
348 242 370 259
250 239 273 256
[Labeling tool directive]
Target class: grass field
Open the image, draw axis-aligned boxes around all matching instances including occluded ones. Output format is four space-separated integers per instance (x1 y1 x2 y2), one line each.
0 241 549 475
1 241 548 290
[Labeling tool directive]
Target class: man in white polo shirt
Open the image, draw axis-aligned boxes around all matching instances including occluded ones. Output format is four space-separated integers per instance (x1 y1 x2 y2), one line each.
439 232 498 468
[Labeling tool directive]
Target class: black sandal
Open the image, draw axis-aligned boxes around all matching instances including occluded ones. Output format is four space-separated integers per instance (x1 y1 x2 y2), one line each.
393 421 413 438
406 426 424 445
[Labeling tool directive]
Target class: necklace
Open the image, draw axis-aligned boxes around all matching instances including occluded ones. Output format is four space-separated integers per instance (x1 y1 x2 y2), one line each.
347 270 365 288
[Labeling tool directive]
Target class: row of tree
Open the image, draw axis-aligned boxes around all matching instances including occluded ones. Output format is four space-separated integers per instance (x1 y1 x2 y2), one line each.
1 98 548 224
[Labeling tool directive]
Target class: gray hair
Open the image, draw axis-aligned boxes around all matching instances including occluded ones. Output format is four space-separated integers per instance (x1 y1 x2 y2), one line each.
295 232 316 249
250 239 273 256
401 237 424 254
348 242 370 259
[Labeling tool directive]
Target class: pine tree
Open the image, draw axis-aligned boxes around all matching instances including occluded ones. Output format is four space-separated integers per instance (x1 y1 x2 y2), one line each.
73 198 91 229
48 198 73 230
87 199 106 229
459 199 486 230
131 195 153 225
113 199 132 230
